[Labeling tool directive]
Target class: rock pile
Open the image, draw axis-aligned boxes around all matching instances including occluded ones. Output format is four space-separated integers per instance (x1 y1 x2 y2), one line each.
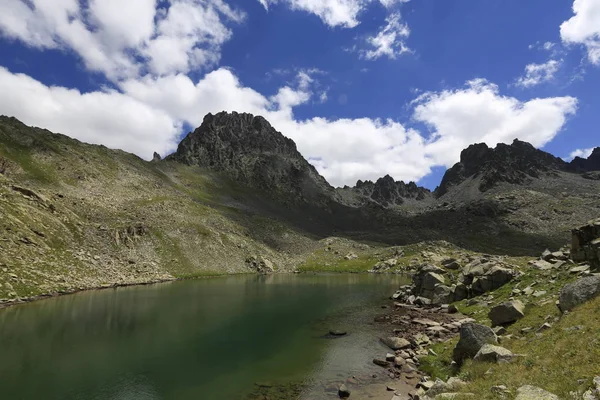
394 256 517 306
571 217 600 269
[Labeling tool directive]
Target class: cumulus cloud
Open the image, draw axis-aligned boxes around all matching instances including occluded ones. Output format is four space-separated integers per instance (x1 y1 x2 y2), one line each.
566 147 595 160
0 0 245 80
256 0 408 28
361 12 411 60
560 0 600 65
0 67 180 158
516 59 562 88
413 79 578 167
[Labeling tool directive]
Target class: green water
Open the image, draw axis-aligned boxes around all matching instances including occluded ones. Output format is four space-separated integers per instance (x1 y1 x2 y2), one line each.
0 274 408 400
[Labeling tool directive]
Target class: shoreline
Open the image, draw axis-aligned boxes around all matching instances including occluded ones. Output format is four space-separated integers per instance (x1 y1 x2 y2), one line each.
0 277 179 310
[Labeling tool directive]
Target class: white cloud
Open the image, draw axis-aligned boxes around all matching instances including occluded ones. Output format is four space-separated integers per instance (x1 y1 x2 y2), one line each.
567 147 595 160
361 12 411 60
413 79 578 167
0 0 245 80
516 59 562 88
256 0 408 28
0 67 180 158
560 0 600 64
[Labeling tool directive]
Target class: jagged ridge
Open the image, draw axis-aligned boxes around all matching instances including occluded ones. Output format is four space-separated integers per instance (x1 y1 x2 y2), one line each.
435 139 600 197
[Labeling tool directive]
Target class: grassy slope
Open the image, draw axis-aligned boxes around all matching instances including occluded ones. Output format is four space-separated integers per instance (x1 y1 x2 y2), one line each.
419 255 600 399
0 117 324 301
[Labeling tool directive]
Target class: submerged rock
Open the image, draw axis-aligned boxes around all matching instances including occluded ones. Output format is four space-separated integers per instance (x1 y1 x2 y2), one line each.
338 384 351 398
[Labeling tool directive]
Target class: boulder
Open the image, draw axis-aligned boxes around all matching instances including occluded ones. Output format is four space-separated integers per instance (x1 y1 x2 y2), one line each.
453 323 498 363
473 344 514 363
441 258 461 270
488 300 525 326
559 275 600 312
432 285 453 304
471 266 515 295
515 385 559 400
381 336 411 350
452 283 469 301
338 384 351 398
344 253 358 260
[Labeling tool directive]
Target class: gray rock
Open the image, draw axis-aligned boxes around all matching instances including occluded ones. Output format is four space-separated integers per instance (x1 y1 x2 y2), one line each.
338 383 351 398
530 259 554 270
488 300 525 326
453 323 498 363
473 344 514 363
381 336 411 350
559 275 600 312
432 284 453 304
344 253 358 260
373 358 390 367
515 385 559 400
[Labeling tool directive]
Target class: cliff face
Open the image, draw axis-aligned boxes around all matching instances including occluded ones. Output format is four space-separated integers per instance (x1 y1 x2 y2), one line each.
168 112 336 205
436 139 575 197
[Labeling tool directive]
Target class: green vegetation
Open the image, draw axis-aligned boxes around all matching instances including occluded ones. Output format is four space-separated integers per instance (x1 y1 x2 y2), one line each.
419 254 598 399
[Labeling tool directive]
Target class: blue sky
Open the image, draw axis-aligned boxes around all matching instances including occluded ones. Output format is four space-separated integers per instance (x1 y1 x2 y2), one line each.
0 0 598 189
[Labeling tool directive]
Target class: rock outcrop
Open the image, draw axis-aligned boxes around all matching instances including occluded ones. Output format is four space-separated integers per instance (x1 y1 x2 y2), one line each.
571 217 600 269
435 139 567 196
168 112 336 205
569 147 600 172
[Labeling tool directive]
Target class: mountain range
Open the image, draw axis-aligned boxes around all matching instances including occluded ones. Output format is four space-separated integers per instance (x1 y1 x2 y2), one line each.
0 111 598 301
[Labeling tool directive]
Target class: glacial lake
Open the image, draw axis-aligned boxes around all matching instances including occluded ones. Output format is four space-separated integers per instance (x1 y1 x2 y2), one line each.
0 274 410 400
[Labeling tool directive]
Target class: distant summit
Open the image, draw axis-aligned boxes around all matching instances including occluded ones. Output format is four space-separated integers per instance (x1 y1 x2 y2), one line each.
348 175 431 207
167 111 335 204
434 139 599 197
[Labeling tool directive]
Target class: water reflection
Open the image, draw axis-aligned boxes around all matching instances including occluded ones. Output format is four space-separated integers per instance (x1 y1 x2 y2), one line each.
0 274 408 399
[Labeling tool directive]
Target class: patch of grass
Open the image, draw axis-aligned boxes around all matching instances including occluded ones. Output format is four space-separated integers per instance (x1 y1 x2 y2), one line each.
419 339 459 381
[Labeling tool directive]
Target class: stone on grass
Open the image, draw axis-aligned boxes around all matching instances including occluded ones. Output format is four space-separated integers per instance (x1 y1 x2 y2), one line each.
558 275 600 312
488 300 525 326
473 344 514 363
453 323 498 363
515 385 559 400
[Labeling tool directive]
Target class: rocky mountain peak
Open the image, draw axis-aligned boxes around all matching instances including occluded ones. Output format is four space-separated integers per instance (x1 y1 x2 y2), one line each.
569 147 600 172
348 174 431 206
436 139 568 197
167 111 334 204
